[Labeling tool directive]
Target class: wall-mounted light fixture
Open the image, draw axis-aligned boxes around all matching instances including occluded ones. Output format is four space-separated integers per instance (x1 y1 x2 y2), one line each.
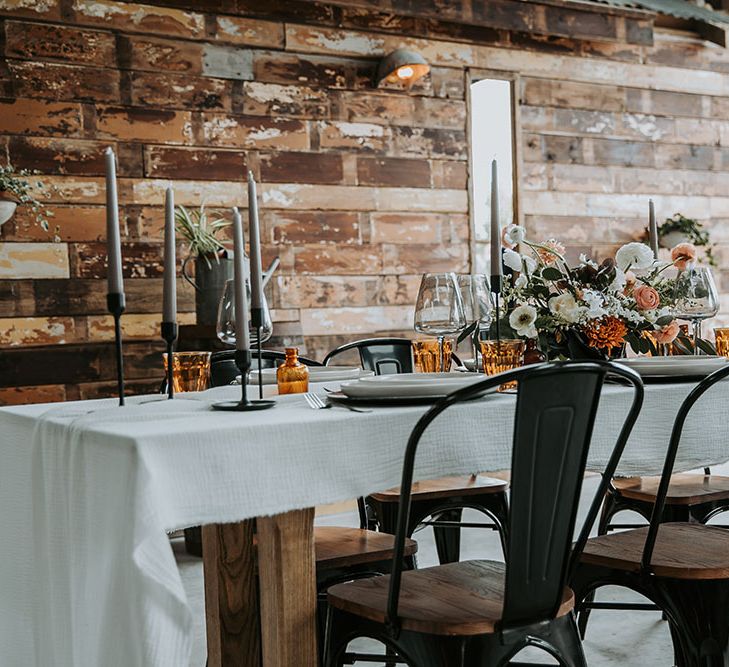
374 49 430 89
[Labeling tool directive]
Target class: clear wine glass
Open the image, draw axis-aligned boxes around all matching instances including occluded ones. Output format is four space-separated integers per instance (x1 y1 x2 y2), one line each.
216 278 273 348
414 272 466 371
673 266 719 355
457 274 493 368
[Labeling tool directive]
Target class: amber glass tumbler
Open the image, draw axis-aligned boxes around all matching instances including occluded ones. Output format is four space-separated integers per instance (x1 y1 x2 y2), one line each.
163 352 211 393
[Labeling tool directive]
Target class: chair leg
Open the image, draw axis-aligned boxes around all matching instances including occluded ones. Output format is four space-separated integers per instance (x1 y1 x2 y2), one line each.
543 614 588 667
650 578 729 667
433 508 464 564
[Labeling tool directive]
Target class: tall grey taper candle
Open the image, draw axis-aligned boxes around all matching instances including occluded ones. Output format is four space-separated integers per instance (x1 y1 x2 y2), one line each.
490 159 501 279
105 147 123 295
232 207 251 351
163 187 176 323
247 170 264 313
649 199 658 259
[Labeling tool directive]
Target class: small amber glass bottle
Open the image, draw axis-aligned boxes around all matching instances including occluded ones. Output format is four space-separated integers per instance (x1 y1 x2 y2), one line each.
277 347 309 394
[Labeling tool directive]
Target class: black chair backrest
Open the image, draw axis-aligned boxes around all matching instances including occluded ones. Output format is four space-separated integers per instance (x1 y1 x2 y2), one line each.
385 361 644 633
641 362 729 569
324 337 462 375
210 349 322 388
324 337 414 375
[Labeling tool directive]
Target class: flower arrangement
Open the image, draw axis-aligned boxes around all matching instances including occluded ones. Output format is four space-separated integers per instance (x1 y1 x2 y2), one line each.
0 164 53 230
494 225 696 359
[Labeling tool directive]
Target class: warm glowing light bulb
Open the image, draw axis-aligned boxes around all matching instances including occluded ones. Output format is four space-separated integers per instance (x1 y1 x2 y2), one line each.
396 65 414 79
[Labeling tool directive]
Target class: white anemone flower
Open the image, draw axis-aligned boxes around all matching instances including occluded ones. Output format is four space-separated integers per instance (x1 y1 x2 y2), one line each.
548 293 580 324
615 242 654 272
503 224 527 247
509 304 538 338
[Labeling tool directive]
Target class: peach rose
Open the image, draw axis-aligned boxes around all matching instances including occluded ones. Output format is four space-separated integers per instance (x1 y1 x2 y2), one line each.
633 284 660 310
671 242 697 271
653 320 680 345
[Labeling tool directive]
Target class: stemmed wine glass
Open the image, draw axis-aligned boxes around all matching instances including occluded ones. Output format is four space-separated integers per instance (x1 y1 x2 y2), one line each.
216 278 273 347
414 272 466 371
457 274 493 369
674 266 719 355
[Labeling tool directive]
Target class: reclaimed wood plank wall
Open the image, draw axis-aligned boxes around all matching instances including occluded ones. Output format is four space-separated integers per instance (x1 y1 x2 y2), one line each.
0 0 727 403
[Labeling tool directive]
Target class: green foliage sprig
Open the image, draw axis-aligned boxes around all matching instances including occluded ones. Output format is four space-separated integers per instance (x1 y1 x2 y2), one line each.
0 164 53 231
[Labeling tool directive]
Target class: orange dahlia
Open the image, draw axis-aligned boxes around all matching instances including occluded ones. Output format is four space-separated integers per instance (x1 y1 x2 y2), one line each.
583 316 627 352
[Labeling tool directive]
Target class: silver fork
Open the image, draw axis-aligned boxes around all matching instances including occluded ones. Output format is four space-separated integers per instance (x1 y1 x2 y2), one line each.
303 392 371 413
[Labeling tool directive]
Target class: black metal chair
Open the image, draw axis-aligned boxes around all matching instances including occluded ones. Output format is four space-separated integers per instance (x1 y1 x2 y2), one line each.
573 362 729 666
325 337 506 564
210 348 322 387
323 337 461 374
324 361 644 666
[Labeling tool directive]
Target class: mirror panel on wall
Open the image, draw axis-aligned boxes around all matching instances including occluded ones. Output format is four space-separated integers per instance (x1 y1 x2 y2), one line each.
468 75 518 275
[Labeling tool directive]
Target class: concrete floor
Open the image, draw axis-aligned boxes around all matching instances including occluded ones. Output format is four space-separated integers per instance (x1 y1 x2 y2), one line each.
176 474 686 666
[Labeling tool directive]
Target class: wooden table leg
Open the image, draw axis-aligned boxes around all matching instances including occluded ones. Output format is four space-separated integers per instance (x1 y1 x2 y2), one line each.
257 508 318 667
203 520 260 667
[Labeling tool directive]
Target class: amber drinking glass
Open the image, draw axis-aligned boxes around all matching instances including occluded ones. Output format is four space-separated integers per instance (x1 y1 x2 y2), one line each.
163 352 211 393
479 339 525 391
277 347 309 395
715 328 729 358
412 338 454 373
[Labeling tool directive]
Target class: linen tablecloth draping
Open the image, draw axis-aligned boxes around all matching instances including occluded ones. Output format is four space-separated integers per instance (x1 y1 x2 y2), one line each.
2 380 729 667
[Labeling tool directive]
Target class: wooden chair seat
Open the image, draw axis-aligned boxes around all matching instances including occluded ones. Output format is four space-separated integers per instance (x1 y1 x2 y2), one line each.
313 526 417 571
613 474 729 506
582 523 729 579
369 475 509 503
327 560 574 636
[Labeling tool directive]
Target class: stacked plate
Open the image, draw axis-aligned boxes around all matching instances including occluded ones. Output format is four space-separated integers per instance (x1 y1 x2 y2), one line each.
334 372 497 405
615 356 728 381
245 366 373 385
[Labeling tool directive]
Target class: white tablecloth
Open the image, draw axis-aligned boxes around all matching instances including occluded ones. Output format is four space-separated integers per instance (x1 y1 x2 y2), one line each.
1 380 729 667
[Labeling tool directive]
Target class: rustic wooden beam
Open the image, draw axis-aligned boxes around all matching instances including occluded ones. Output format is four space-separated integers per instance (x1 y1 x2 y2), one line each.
203 521 261 667
257 508 318 667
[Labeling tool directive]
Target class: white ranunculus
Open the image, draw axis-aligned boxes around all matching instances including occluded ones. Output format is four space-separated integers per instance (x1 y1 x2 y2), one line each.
503 248 524 272
509 304 538 338
549 293 580 323
615 242 654 272
503 224 527 247
522 255 537 275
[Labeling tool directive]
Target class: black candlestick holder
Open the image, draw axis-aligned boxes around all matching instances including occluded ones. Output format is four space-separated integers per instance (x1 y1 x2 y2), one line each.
211 350 275 412
491 274 502 342
161 321 178 399
107 292 126 406
251 307 264 400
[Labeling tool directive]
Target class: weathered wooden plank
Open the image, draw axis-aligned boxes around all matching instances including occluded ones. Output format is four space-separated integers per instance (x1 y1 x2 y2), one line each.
145 146 246 180
264 210 359 243
259 152 344 184
0 340 165 387
5 21 116 64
